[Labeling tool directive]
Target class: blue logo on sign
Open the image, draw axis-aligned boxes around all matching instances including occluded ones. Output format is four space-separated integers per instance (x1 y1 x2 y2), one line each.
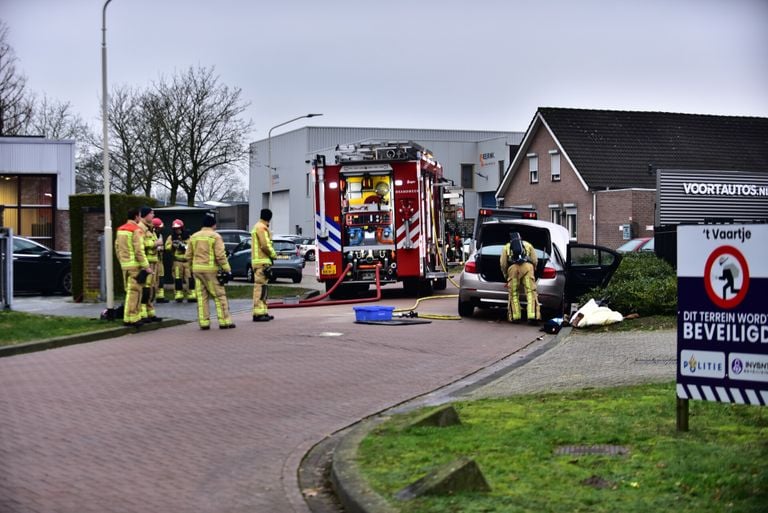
731 358 744 375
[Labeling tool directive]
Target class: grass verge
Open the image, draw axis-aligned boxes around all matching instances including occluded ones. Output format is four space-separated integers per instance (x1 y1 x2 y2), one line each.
358 383 767 513
0 311 113 346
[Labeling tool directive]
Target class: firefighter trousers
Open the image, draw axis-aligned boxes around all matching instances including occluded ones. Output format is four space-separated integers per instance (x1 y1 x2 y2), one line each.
156 258 166 300
252 265 269 316
121 269 143 324
193 271 233 328
173 260 196 300
507 262 540 321
141 262 158 319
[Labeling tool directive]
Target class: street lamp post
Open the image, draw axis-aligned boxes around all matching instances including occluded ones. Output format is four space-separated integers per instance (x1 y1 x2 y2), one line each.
267 113 323 208
101 0 115 312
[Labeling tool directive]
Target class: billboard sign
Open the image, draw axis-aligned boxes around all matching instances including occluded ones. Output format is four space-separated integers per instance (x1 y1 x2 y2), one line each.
677 224 768 405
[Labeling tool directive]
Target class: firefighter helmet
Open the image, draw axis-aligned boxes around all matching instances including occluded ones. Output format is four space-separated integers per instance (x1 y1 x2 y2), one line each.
152 217 164 229
171 219 184 229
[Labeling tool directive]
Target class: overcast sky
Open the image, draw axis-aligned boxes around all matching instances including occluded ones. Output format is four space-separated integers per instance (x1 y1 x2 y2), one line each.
3 0 767 141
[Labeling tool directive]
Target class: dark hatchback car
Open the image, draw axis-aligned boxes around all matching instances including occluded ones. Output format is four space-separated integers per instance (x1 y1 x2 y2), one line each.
12 236 72 295
227 237 304 283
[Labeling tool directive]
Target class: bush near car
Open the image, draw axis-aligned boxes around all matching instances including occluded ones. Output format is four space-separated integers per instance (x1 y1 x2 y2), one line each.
579 252 676 316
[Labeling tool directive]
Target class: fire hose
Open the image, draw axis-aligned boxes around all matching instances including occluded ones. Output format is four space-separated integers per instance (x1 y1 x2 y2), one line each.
267 263 382 308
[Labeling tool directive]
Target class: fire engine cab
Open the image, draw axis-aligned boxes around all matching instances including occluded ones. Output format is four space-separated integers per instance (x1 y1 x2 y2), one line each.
313 141 449 296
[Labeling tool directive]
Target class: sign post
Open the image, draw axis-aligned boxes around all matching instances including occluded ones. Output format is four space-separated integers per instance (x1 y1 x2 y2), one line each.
677 224 768 431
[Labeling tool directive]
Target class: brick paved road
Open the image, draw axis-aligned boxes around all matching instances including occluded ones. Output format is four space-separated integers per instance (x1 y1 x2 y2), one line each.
0 296 540 513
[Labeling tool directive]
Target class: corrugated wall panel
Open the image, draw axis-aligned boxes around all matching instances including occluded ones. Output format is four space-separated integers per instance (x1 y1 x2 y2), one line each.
657 169 768 225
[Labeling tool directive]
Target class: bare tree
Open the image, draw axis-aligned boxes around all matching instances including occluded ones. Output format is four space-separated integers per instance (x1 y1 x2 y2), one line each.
195 165 248 202
0 20 33 135
104 86 148 195
160 66 252 205
75 150 103 193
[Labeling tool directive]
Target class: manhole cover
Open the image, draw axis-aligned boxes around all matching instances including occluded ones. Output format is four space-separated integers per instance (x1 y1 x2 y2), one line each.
554 444 629 456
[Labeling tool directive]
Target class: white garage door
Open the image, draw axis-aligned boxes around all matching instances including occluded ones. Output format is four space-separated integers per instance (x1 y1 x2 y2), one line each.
270 191 290 234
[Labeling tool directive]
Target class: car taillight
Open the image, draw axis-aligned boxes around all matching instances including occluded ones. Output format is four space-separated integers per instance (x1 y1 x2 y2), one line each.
541 265 556 279
464 260 477 274
523 211 538 219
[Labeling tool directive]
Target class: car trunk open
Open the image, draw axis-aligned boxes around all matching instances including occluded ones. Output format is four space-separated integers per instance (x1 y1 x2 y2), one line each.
476 223 552 282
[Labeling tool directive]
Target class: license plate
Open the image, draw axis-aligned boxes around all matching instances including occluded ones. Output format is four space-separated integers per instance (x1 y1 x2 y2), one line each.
275 255 289 260
321 263 337 275
361 271 375 281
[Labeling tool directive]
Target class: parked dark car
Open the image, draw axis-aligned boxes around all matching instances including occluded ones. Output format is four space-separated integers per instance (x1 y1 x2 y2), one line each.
458 220 621 319
12 236 72 295
616 237 654 253
227 237 304 283
217 229 251 255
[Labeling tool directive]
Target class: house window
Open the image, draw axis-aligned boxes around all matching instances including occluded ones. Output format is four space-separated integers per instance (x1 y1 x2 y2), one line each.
565 207 578 240
498 160 505 184
549 151 560 181
527 154 538 184
549 204 562 225
461 164 474 189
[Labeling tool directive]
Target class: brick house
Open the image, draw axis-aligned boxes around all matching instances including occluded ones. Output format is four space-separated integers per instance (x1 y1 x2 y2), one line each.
497 108 768 249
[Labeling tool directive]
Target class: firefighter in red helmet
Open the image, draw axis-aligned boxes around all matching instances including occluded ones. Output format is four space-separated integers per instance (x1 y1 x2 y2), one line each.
165 219 196 302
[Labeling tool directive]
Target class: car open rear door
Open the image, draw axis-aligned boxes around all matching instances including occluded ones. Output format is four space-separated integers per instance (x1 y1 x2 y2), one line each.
565 244 622 303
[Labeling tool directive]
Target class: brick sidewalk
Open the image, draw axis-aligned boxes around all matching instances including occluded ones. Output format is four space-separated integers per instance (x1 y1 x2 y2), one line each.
0 299 540 513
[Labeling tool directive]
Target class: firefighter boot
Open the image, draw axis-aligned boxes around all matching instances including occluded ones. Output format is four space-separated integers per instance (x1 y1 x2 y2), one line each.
174 279 185 303
156 285 168 303
187 277 197 302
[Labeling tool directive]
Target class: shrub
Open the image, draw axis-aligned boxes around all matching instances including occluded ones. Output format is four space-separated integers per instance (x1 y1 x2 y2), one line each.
579 253 677 316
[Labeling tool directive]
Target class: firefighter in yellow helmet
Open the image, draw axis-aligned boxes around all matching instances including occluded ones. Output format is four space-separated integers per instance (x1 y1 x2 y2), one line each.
251 208 277 322
114 207 153 327
185 212 235 330
500 231 540 324
152 217 169 303
165 218 196 302
138 206 162 322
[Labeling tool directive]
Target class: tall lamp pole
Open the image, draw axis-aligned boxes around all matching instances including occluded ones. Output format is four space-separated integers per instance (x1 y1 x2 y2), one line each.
101 0 115 310
267 113 323 208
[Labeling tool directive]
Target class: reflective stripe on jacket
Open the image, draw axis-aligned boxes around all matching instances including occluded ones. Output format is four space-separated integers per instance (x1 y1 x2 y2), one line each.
115 220 148 270
186 227 231 273
165 232 189 261
251 219 277 266
142 221 159 263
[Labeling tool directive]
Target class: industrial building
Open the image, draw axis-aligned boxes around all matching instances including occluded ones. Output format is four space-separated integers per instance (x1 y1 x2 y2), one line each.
248 127 523 235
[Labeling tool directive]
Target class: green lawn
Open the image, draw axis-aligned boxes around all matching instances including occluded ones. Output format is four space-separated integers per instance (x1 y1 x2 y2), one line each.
359 383 767 513
224 284 315 300
0 311 114 346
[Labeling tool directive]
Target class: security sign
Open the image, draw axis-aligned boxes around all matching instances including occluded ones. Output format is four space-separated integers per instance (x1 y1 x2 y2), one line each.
677 224 768 405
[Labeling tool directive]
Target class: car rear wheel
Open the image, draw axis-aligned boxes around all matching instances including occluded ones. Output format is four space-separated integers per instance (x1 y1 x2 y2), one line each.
458 298 474 317
292 273 302 284
305 250 315 261
59 269 73 295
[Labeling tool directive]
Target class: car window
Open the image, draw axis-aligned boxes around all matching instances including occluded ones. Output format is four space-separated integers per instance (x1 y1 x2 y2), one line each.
273 241 296 252
616 239 646 252
570 246 616 266
641 238 655 251
13 238 48 255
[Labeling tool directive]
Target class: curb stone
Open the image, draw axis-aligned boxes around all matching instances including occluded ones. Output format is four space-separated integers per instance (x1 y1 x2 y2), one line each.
0 319 189 358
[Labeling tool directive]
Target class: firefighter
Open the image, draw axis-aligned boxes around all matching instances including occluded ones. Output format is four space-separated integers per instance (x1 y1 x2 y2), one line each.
251 208 277 322
165 219 196 302
138 206 162 322
152 217 169 303
114 208 153 327
185 212 235 330
500 231 540 324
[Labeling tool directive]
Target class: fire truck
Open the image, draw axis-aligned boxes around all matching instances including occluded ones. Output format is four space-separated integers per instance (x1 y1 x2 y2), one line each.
312 141 449 296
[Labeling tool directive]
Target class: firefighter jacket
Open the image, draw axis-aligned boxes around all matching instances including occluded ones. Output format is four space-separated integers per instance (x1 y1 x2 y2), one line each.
141 221 160 264
185 227 232 273
501 240 537 281
251 219 277 267
165 230 189 262
115 220 149 270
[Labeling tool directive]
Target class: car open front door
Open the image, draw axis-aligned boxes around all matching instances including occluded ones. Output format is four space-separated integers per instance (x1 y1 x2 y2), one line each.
565 244 622 303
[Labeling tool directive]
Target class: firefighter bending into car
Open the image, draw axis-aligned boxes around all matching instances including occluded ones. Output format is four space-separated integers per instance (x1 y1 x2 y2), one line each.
115 207 153 327
251 208 277 322
500 231 540 324
138 206 162 322
165 219 196 302
185 212 235 330
152 217 169 303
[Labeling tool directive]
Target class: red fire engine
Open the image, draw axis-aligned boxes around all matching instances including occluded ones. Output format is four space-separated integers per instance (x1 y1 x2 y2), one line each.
313 141 449 296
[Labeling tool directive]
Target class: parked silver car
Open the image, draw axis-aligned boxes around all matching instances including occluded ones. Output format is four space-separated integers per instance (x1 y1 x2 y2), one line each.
227 237 305 284
458 219 621 319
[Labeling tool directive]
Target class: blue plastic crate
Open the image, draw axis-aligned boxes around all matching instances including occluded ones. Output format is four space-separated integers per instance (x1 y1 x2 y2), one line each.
353 305 395 322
